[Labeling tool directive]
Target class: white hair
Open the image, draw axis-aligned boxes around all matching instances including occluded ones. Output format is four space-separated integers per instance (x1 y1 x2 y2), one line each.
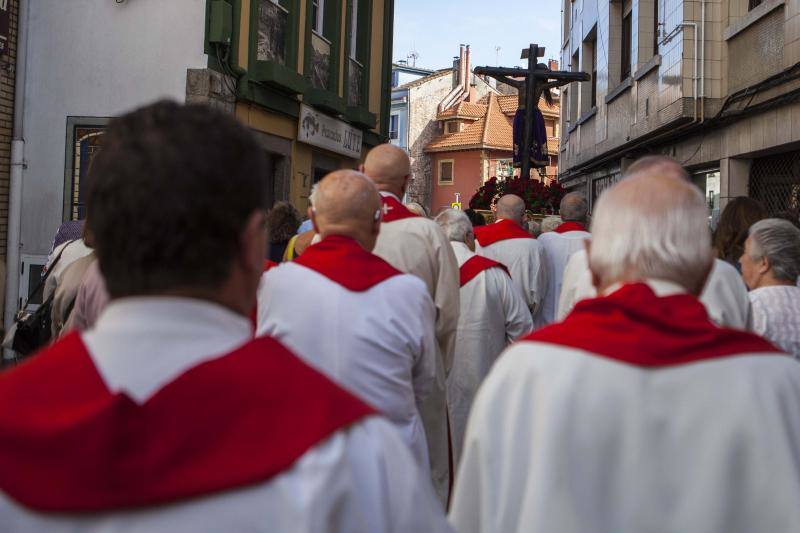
540 216 562 233
590 177 713 291
748 218 800 283
435 209 473 243
560 192 588 222
307 183 319 206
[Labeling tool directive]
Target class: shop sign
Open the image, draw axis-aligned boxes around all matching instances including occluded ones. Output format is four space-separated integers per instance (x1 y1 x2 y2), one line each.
298 104 362 159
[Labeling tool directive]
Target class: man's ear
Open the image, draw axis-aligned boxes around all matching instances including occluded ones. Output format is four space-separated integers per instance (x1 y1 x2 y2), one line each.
310 208 320 235
758 256 771 275
240 210 267 274
358 164 366 173
585 239 602 292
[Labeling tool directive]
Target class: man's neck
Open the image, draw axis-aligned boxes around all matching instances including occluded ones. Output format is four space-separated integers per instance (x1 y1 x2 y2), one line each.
376 187 403 200
756 276 796 289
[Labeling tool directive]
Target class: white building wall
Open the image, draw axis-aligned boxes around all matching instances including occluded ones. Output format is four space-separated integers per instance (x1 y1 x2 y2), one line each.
19 0 208 258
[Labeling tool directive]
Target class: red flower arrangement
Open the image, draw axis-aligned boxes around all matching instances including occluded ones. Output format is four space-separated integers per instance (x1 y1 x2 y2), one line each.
469 177 566 214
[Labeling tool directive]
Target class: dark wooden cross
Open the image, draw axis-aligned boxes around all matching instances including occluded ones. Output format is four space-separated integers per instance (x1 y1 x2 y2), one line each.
474 43 590 184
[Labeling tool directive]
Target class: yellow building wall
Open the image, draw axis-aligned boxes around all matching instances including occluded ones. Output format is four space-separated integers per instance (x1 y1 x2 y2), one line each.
232 0 388 211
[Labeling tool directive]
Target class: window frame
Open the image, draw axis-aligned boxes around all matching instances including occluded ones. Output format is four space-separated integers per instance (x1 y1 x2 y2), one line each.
621 11 632 80
389 114 399 139
438 159 455 185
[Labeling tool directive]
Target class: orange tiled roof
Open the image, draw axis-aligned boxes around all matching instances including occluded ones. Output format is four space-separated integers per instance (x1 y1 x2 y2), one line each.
425 93 514 152
481 93 560 118
436 101 487 120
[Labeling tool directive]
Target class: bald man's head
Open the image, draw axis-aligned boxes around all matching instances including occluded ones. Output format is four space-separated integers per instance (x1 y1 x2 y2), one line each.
496 194 526 225
362 144 411 195
625 155 689 181
589 172 713 295
311 170 382 251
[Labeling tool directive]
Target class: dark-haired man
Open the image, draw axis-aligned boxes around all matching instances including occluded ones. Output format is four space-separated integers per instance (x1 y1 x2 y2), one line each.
0 102 451 532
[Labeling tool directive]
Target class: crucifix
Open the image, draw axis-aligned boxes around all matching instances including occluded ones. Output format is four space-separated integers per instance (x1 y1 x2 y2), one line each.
474 44 590 186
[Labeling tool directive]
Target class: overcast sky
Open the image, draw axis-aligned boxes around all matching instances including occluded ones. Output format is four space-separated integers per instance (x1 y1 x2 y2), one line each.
392 0 562 72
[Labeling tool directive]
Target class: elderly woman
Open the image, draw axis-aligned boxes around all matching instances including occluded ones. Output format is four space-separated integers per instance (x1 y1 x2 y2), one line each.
740 218 800 358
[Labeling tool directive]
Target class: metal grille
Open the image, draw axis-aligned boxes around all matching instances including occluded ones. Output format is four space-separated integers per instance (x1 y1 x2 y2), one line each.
750 151 800 215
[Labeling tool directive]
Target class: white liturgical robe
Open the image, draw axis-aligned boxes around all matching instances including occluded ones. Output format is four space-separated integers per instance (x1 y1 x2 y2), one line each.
449 242 532 467
257 236 438 470
557 250 752 329
0 298 451 533
450 281 800 533
474 219 547 324
536 225 590 325
372 192 459 505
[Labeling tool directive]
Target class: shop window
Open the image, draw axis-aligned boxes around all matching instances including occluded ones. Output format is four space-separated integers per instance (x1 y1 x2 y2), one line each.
439 160 454 185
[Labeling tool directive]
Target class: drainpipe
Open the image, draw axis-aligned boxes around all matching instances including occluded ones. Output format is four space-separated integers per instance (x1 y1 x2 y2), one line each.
700 0 706 122
4 0 29 336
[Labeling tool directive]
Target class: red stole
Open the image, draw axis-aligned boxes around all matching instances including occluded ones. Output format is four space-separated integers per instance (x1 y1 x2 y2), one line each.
0 333 374 512
527 283 781 367
459 255 510 287
474 219 533 247
294 235 403 291
553 221 588 234
380 195 420 223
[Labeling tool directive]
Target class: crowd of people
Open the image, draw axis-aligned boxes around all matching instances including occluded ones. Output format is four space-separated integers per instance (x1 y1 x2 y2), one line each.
1 100 800 532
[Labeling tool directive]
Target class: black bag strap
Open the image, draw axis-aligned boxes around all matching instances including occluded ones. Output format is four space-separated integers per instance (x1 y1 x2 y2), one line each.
18 240 76 315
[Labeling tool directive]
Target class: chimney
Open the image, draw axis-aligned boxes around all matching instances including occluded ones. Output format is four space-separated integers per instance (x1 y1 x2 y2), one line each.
548 59 559 71
464 45 471 92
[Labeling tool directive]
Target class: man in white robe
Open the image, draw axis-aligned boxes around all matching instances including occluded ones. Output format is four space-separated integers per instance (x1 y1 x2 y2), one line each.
362 144 459 505
434 209 531 468
537 192 590 326
559 249 752 329
0 103 450 533
557 156 752 329
450 162 800 533
257 170 438 471
474 194 547 325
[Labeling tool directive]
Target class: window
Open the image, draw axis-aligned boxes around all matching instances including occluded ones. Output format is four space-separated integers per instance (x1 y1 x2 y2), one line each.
446 121 460 134
653 0 660 54
749 0 763 10
349 0 358 59
621 12 632 79
64 118 110 222
580 27 596 113
438 160 454 185
312 0 324 33
389 114 399 139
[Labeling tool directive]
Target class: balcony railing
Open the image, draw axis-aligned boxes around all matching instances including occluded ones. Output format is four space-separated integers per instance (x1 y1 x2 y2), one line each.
256 0 288 65
310 32 332 90
348 58 364 108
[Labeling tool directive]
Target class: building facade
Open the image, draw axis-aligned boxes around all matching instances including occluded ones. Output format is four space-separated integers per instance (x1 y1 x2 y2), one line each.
559 0 800 222
3 0 393 329
393 45 500 209
389 62 434 151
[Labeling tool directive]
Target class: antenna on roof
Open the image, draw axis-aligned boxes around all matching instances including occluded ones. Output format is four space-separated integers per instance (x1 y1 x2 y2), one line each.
495 46 502 66
408 50 420 67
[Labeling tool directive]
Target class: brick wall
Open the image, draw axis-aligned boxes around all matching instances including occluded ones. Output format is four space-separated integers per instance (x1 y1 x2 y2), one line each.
0 0 17 264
